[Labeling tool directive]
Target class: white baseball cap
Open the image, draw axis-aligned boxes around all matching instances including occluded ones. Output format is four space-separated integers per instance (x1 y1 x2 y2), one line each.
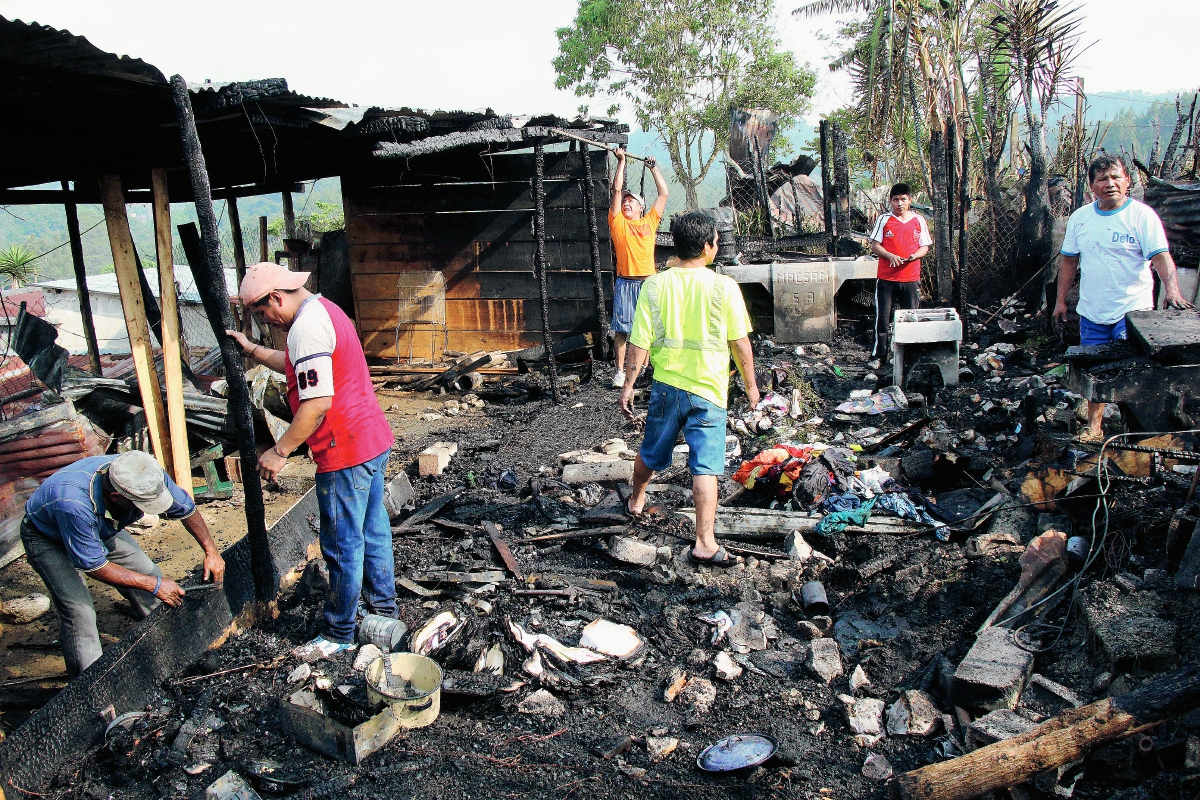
621 190 645 210
109 451 175 515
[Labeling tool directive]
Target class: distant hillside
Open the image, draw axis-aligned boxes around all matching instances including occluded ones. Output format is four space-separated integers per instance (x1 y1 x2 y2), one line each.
0 179 342 283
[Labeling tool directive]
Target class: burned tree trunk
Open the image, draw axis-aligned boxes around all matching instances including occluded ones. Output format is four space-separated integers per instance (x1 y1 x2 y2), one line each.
930 128 955 304
820 120 834 246
532 141 561 404
169 74 273 602
832 122 851 247
580 143 610 361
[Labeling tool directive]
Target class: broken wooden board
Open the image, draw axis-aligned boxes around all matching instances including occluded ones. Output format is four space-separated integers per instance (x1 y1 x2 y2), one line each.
394 488 462 531
676 507 930 539
410 570 506 585
483 521 523 581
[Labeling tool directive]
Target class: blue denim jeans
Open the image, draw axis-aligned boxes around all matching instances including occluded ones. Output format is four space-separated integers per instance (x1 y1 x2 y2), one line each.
314 449 396 642
639 381 729 476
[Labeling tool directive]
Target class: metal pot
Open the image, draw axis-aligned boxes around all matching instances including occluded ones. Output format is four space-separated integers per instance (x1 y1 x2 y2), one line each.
364 652 443 729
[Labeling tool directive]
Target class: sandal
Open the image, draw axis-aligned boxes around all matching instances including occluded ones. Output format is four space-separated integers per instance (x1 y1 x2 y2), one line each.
689 546 737 567
1073 429 1106 445
624 496 644 518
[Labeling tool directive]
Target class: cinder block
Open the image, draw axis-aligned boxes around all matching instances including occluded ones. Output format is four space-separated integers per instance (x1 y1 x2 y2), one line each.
951 626 1034 711
562 459 634 484
418 442 458 477
382 471 415 520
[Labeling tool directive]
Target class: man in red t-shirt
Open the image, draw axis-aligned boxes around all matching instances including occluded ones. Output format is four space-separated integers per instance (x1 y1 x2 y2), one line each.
228 263 396 658
867 183 932 370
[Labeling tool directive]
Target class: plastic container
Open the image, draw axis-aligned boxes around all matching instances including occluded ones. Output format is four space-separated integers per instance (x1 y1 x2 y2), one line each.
364 652 443 730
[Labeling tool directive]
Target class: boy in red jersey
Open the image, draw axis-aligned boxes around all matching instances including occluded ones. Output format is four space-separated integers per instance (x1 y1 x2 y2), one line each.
867 183 932 370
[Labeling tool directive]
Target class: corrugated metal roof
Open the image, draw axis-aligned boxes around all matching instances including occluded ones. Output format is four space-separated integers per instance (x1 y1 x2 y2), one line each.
35 267 239 304
0 16 166 86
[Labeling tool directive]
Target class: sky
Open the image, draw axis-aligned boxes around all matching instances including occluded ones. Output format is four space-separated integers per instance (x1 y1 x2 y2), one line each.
0 0 1195 125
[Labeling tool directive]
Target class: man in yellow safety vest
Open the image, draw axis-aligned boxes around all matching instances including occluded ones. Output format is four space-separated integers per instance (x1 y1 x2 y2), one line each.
618 211 760 566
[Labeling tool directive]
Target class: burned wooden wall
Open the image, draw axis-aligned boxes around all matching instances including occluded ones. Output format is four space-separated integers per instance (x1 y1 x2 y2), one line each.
342 147 614 359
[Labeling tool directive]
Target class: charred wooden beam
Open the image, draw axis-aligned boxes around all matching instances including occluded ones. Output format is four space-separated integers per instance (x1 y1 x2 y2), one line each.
930 127 954 304
0 183 304 206
580 143 610 360
372 127 627 160
533 141 561 404
819 120 834 241
61 179 102 376
891 663 1200 800
169 73 273 601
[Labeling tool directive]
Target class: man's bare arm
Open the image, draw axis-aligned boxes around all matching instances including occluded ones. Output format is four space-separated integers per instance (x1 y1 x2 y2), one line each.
1053 254 1080 326
1151 251 1195 309
610 149 627 212
88 562 185 606
181 513 225 583
729 336 760 409
648 157 669 217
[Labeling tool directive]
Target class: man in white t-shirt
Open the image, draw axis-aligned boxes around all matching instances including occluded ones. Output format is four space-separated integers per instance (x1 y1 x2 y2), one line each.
1053 154 1194 443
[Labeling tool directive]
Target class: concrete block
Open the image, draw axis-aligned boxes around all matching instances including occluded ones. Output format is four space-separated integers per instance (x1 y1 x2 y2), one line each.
607 535 658 567
967 709 1037 747
382 471 415 520
562 459 634 485
951 626 1034 711
1081 583 1176 671
772 260 837 343
418 442 458 477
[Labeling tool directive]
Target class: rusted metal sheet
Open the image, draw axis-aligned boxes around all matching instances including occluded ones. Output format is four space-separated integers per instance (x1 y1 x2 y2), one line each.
1145 178 1200 268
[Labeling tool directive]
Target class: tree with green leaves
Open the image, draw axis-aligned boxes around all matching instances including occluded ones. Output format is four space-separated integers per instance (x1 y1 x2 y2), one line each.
554 0 817 210
0 244 38 289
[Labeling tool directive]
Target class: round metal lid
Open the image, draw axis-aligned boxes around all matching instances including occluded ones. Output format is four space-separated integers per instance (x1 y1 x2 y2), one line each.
696 733 779 772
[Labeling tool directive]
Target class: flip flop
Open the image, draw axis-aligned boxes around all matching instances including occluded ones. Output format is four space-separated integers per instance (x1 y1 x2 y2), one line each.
624 496 645 518
689 546 737 567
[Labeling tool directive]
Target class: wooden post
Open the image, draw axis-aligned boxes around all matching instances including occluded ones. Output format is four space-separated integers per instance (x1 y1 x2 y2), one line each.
226 196 253 339
98 174 174 471
1009 113 1020 169
150 168 193 496
831 122 851 244
281 191 296 239
61 180 102 376
819 120 834 250
891 662 1200 800
532 141 561 404
259 215 269 262
580 144 610 361
946 120 958 306
958 133 970 315
930 128 954 304
169 73 273 601
1074 77 1087 207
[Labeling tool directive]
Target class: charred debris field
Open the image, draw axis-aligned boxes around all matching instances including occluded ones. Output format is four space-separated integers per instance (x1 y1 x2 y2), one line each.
51 310 1200 800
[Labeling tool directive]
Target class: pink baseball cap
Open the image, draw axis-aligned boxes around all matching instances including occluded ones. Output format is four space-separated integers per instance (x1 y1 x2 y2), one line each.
237 262 310 305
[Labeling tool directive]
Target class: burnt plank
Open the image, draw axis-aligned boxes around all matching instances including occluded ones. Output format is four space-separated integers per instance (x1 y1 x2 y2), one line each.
344 208 611 245
478 240 609 271
344 179 608 214
352 271 613 301
364 328 582 360
357 298 599 332
345 150 608 185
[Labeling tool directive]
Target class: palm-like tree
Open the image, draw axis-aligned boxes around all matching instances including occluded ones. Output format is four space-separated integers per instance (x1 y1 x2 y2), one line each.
0 244 38 289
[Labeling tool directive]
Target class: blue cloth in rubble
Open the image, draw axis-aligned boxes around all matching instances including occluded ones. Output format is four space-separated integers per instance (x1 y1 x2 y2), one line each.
874 492 949 540
821 493 862 513
815 497 876 535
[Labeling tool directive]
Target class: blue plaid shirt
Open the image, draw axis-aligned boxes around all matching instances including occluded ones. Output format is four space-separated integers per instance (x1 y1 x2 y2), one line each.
25 455 195 571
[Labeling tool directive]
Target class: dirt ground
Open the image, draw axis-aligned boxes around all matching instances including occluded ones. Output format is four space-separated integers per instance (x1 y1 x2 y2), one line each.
3 313 1198 800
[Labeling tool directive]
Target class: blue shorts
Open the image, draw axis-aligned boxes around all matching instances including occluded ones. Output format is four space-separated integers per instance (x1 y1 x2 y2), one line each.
611 277 644 335
1079 315 1128 346
639 381 728 476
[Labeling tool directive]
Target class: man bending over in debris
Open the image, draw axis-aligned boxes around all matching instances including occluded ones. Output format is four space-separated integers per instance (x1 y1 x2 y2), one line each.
619 211 760 567
1053 154 1194 444
867 183 932 370
610 147 669 388
21 450 225 676
227 263 396 657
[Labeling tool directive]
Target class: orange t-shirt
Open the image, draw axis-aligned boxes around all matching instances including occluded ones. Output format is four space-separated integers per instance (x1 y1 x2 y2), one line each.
609 208 661 278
